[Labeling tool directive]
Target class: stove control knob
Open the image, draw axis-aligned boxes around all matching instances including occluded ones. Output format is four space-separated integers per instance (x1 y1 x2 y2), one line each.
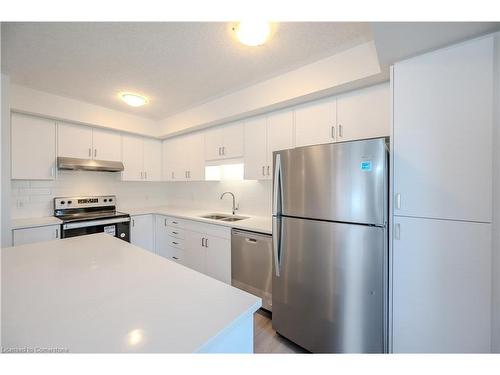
67 200 72 204
109 198 113 202
103 199 108 202
120 233 125 238
60 201 65 205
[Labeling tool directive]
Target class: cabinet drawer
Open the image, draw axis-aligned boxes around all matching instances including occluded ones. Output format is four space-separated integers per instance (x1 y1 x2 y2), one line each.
168 237 185 249
169 247 185 265
165 217 188 228
167 227 187 239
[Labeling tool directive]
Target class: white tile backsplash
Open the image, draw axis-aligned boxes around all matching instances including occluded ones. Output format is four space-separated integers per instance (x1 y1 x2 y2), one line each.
10 172 272 219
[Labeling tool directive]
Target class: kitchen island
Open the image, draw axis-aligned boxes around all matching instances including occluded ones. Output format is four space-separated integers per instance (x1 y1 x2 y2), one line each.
1 233 261 353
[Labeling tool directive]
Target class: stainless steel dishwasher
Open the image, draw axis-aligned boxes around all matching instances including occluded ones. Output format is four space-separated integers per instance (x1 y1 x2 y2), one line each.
231 229 272 311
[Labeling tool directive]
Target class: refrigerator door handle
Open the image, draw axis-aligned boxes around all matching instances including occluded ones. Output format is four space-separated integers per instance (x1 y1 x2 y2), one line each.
273 153 282 216
272 216 281 277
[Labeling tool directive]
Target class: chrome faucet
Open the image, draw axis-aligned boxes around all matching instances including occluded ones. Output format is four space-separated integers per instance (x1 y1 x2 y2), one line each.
220 191 238 215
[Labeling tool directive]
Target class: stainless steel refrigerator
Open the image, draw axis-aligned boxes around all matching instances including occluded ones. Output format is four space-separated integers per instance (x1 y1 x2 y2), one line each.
272 137 388 353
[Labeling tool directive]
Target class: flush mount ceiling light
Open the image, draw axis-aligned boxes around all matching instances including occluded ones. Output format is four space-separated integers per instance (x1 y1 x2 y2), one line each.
119 92 148 107
233 20 272 47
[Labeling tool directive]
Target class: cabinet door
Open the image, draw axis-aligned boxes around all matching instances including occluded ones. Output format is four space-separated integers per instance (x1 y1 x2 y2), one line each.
244 116 268 180
393 37 493 222
11 113 56 180
162 138 176 181
336 83 390 142
204 235 231 284
13 225 60 246
57 123 93 159
185 133 205 181
185 231 206 274
92 128 121 162
204 127 224 160
154 215 171 258
267 110 294 178
130 215 155 252
392 216 491 353
121 135 144 181
222 122 244 159
143 138 162 181
295 97 336 147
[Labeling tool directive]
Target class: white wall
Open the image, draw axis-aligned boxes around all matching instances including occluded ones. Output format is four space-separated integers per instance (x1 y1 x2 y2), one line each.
1 74 11 247
164 180 272 217
11 171 170 219
492 33 500 353
158 41 385 137
10 84 160 138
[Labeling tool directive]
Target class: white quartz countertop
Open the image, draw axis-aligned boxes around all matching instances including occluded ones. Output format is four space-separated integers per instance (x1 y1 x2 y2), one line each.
11 216 62 230
122 206 272 234
2 233 261 353
10 206 272 234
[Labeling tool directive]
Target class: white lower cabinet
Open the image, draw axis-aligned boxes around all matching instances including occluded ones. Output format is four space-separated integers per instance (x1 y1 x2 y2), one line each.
155 215 231 283
130 214 155 252
392 216 491 353
12 225 60 246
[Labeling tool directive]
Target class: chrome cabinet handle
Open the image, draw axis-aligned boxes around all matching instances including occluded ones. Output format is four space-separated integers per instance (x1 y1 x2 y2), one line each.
51 167 55 178
171 171 174 179
222 146 225 155
132 219 135 227
395 193 401 209
55 228 59 239
262 166 265 176
172 231 178 235
394 223 401 240
172 256 179 260
218 147 221 156
144 171 147 180
331 125 335 139
267 165 270 176
172 221 178 224
88 148 91 157
140 171 144 179
164 218 167 226
201 238 205 247
94 149 97 158
172 241 179 245
205 238 208 248
338 124 343 138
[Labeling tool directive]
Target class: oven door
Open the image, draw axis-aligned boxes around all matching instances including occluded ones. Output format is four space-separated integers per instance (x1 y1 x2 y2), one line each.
61 217 130 242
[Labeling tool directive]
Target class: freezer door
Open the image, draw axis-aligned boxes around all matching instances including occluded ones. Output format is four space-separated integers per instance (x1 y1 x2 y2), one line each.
273 138 387 225
272 216 386 353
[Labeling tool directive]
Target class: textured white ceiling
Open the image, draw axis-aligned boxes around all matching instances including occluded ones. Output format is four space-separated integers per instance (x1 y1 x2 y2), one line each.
1 22 372 120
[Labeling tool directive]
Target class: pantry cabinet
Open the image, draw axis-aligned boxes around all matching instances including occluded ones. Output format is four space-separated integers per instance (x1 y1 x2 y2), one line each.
336 83 390 142
393 36 493 222
122 135 162 181
130 214 155 252
392 216 491 353
11 113 57 180
295 97 336 147
57 123 121 162
12 225 60 246
244 110 294 180
205 122 244 161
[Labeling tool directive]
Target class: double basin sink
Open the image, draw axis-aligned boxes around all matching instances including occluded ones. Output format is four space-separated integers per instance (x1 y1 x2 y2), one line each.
199 213 249 222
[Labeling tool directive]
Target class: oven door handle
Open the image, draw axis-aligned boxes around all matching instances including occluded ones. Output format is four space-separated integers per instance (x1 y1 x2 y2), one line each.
62 217 130 230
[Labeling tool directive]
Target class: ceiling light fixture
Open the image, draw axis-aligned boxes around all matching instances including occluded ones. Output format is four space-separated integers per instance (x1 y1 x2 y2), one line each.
119 92 148 107
234 20 271 47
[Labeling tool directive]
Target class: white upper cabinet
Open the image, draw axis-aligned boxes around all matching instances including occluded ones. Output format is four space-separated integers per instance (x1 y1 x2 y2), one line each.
57 123 93 159
393 36 493 222
204 122 244 160
267 110 294 162
244 110 294 180
143 138 162 181
91 128 122 162
295 97 336 147
163 133 205 181
336 83 390 142
244 116 267 180
58 123 121 161
11 113 56 180
121 135 145 181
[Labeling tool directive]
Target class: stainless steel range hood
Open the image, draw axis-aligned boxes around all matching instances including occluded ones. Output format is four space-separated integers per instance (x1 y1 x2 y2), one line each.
57 157 124 172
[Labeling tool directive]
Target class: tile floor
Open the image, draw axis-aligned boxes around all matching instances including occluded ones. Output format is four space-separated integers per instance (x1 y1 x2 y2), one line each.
254 309 308 353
